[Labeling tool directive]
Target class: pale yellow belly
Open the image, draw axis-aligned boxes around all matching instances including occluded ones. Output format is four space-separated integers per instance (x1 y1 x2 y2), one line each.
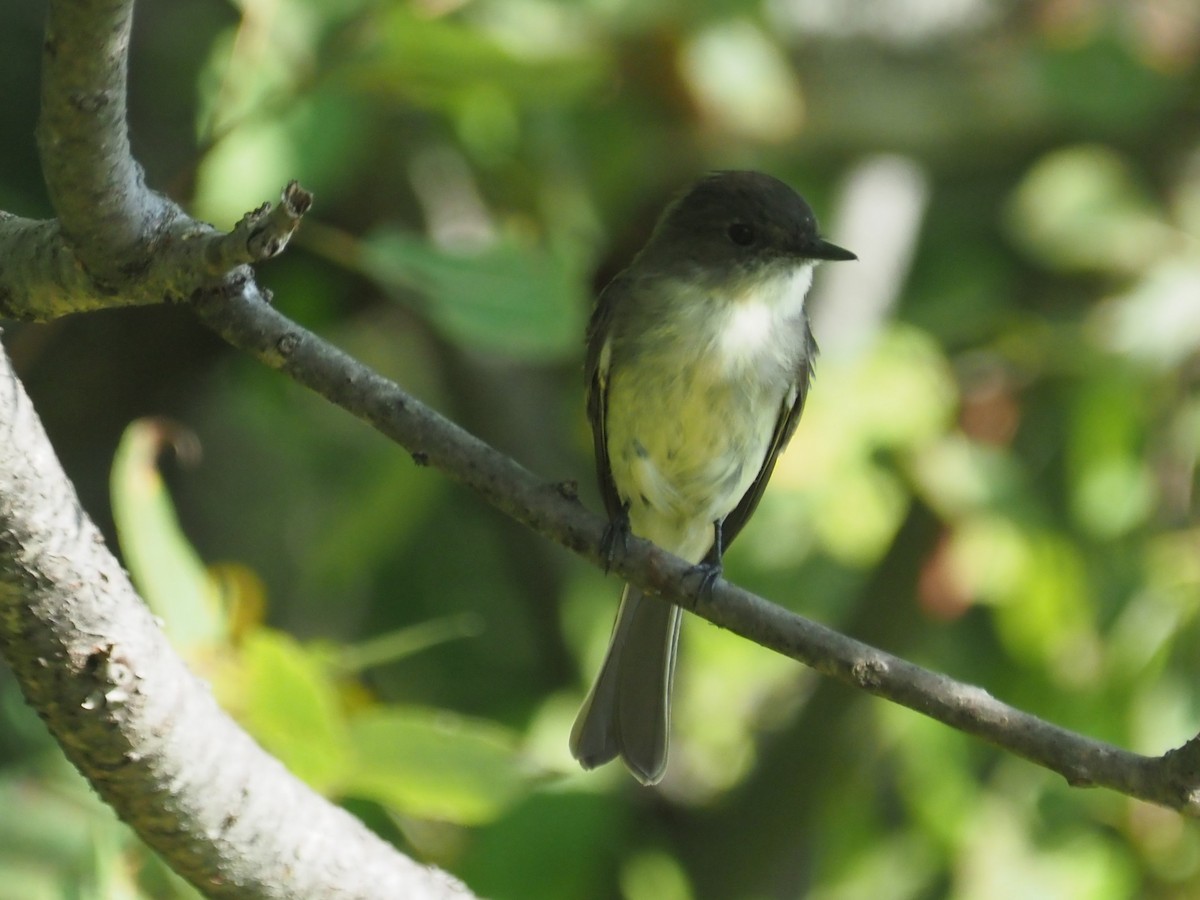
605 360 779 562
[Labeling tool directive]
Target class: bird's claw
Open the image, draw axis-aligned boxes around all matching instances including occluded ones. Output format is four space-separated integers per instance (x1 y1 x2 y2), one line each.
686 560 723 601
599 512 631 574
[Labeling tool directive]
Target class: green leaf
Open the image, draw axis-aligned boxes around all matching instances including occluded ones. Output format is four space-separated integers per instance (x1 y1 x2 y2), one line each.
234 630 351 792
1005 145 1170 274
457 791 626 900
1068 371 1155 538
335 8 607 109
361 229 586 360
110 419 225 652
991 531 1096 678
1035 32 1180 134
343 707 528 825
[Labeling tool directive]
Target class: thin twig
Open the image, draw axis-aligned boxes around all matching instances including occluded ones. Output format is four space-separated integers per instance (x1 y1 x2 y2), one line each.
193 277 1200 815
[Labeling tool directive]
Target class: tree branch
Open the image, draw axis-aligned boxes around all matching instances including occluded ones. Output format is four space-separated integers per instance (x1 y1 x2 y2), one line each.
0 2 310 323
0 338 471 898
192 279 1200 815
37 0 157 264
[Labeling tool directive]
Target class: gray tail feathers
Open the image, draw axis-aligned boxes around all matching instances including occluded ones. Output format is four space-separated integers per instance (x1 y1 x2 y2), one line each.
569 586 682 785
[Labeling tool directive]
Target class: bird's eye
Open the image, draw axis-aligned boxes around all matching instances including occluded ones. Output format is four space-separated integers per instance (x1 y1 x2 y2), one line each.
728 222 755 246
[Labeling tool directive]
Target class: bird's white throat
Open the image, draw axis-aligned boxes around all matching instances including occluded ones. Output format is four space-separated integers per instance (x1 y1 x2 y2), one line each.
715 263 813 370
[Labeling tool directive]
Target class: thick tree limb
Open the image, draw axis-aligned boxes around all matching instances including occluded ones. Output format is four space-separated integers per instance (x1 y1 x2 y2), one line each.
37 0 155 265
0 339 470 898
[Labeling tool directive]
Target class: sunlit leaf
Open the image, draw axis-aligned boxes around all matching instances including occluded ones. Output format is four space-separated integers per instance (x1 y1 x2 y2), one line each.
1067 371 1156 538
948 514 1032 605
361 228 586 360
621 850 695 900
952 786 1137 900
1090 260 1200 368
769 328 956 567
343 707 527 825
680 19 804 141
194 118 298 229
229 630 350 791
910 435 1025 520
0 771 99 894
991 532 1099 685
675 612 798 797
1006 145 1170 274
110 419 225 652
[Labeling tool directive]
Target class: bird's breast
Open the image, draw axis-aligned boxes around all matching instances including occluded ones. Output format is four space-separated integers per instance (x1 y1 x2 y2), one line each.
603 273 812 557
710 263 813 378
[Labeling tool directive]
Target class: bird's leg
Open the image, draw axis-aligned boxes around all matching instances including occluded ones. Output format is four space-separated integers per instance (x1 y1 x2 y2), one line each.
687 519 725 599
599 503 632 574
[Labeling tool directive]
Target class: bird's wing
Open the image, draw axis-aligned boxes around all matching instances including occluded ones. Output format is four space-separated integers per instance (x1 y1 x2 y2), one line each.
719 322 817 551
585 275 628 522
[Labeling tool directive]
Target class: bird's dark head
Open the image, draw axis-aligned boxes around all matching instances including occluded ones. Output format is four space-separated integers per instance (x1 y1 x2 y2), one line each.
639 171 855 281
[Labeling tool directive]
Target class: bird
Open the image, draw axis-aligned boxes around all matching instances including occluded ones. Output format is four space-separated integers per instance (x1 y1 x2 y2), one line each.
569 170 856 785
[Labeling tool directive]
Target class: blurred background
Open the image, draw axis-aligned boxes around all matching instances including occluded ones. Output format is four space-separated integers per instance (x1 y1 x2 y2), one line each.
2 0 1200 896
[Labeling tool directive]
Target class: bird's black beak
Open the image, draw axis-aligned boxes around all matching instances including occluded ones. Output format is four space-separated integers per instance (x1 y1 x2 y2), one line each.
807 237 857 261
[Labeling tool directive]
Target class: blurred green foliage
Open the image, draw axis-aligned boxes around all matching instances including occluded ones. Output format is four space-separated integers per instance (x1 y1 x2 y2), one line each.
2 0 1200 897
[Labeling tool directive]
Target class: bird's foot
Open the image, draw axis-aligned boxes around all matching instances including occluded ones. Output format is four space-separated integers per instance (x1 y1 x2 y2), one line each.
686 560 723 601
599 512 631 574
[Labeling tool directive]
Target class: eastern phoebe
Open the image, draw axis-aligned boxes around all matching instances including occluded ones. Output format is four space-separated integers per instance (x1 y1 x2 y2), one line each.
570 170 856 785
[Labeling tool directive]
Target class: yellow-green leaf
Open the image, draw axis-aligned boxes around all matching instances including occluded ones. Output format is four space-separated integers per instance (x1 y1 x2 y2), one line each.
110 419 224 652
361 229 586 361
344 708 528 825
234 629 351 792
